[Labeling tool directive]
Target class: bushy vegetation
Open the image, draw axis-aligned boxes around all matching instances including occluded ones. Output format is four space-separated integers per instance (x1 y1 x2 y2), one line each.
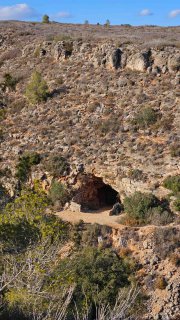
16 152 41 183
174 198 180 212
163 175 180 195
170 143 180 158
42 14 50 23
49 180 70 206
0 182 139 320
132 106 158 129
1 73 18 92
0 183 68 252
25 71 49 104
163 175 180 213
44 154 70 177
153 227 179 259
51 247 134 317
123 192 173 225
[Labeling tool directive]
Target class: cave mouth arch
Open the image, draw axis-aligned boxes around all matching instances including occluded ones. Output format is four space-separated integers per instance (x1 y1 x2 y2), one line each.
73 174 119 211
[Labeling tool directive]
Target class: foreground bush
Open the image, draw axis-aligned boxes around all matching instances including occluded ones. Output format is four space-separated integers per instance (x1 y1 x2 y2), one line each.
0 184 69 252
51 247 135 318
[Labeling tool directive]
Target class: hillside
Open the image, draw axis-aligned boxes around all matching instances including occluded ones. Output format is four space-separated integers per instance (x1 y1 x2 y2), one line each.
0 21 180 320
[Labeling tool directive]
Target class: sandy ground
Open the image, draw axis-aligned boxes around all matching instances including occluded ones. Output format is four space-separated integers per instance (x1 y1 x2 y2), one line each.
55 208 124 228
55 209 179 231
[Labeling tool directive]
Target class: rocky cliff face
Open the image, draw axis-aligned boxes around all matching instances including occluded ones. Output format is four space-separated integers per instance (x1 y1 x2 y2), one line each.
22 39 180 75
0 22 179 197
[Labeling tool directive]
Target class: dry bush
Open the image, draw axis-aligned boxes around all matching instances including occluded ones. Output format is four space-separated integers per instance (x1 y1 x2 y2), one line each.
0 48 21 62
154 276 167 290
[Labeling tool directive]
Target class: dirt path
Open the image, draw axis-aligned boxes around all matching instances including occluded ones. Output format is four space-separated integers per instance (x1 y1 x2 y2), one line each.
55 208 124 229
55 209 179 231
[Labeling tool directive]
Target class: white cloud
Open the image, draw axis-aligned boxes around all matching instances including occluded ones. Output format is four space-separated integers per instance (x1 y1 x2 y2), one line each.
51 11 72 20
56 11 71 18
0 3 38 20
139 9 153 16
169 9 180 18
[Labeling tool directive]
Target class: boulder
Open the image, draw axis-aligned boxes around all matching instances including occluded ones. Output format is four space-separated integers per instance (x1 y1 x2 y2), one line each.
168 54 180 73
126 50 150 72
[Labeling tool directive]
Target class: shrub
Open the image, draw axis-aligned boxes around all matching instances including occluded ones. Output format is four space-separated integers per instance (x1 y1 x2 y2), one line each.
82 223 111 246
42 14 50 23
153 228 179 259
169 253 180 266
170 143 180 157
163 175 180 195
132 107 158 129
44 154 70 177
49 181 69 206
25 71 49 104
147 206 174 226
123 192 173 225
154 276 167 290
0 219 40 252
0 186 69 251
53 247 133 316
1 73 17 91
105 19 110 27
174 197 180 211
128 169 145 181
124 192 159 223
16 152 41 183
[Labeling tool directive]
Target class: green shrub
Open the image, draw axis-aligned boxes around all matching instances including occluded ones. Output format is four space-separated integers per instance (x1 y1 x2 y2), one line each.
49 181 69 206
124 192 159 222
16 152 41 183
25 71 49 104
0 108 6 121
132 107 158 129
163 175 180 195
174 197 180 211
52 247 133 315
123 192 173 225
44 154 70 177
105 19 110 26
0 219 40 252
82 223 111 246
0 185 69 251
42 14 50 23
1 73 17 91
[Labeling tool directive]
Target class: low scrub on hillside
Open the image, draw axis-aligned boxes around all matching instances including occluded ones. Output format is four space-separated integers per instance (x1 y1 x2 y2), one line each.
121 192 173 226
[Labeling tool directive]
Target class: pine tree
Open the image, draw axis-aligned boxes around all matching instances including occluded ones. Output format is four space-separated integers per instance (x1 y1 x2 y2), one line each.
25 71 49 104
42 14 50 23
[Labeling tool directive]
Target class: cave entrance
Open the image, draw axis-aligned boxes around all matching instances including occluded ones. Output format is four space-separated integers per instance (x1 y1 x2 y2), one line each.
73 174 119 211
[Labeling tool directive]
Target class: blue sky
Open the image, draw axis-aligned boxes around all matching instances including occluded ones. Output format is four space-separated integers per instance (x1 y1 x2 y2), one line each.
0 0 180 26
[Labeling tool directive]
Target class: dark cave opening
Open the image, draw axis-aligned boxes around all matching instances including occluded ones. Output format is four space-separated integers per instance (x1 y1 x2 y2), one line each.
73 174 119 211
97 184 119 207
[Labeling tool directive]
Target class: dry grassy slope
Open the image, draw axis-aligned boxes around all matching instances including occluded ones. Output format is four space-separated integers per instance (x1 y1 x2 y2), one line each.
0 22 179 197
